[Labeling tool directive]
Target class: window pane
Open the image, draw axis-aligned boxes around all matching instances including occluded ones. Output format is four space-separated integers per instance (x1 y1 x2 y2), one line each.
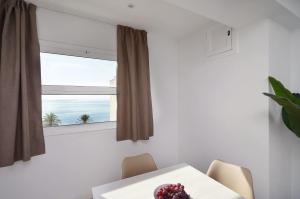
42 95 117 127
41 53 117 87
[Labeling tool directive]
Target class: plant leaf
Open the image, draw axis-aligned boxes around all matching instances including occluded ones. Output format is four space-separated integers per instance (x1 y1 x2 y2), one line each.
282 108 294 133
264 93 300 137
263 93 300 115
282 108 300 138
268 76 300 105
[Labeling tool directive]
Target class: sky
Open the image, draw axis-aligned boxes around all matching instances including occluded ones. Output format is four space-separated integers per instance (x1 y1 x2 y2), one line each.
41 52 117 87
41 52 117 100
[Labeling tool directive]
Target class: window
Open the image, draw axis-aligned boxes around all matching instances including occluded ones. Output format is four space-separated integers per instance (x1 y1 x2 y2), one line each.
41 52 117 128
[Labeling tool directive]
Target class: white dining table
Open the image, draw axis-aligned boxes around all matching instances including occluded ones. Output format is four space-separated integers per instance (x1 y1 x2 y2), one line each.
92 163 244 199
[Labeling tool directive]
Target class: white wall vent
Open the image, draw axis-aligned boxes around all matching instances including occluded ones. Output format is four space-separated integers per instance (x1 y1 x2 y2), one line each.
206 25 233 56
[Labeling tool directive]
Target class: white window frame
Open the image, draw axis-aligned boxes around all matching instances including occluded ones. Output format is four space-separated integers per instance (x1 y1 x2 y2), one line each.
40 40 117 136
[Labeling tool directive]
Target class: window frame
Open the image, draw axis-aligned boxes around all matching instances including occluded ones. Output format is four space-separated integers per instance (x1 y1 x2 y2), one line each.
40 40 117 136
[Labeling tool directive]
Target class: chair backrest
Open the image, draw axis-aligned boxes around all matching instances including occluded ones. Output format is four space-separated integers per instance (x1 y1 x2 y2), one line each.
122 153 158 179
207 160 255 199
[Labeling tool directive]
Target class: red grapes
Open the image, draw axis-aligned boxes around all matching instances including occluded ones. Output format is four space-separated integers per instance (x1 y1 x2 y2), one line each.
155 183 190 199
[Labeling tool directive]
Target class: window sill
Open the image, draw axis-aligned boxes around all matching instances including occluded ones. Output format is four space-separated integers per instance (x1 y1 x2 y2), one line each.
43 122 116 137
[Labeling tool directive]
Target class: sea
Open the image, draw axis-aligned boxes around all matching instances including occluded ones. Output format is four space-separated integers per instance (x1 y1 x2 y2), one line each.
42 98 113 126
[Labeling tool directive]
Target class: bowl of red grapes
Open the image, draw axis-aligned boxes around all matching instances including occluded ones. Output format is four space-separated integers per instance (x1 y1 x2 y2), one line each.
154 183 190 199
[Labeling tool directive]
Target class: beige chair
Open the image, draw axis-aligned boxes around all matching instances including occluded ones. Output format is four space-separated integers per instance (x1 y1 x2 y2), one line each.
207 160 255 199
122 153 158 179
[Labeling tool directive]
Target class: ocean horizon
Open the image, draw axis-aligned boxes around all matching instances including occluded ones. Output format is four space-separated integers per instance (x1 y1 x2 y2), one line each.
42 98 114 126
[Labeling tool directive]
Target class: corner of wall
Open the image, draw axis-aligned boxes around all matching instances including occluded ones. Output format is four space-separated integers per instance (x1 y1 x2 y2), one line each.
268 19 294 199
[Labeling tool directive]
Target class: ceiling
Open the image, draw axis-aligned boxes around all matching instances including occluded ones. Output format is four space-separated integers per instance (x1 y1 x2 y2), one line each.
276 0 300 18
27 0 215 39
28 0 300 39
162 0 300 30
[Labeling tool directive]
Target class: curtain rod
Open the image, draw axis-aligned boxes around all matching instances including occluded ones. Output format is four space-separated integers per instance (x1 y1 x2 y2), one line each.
36 5 117 27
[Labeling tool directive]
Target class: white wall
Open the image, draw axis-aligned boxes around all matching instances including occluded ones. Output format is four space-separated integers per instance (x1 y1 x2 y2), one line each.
268 23 300 199
268 21 294 199
177 19 300 199
290 29 300 91
178 21 270 199
290 29 300 199
0 9 179 199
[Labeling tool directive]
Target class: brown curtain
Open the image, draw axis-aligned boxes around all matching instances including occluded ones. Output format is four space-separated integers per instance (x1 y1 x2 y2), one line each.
0 0 45 167
117 25 153 141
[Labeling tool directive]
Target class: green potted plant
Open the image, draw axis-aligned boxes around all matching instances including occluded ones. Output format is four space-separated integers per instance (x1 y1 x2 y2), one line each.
43 112 61 127
79 114 91 124
263 76 300 137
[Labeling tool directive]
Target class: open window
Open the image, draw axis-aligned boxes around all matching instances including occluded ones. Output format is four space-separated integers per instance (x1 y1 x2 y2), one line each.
41 52 117 128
